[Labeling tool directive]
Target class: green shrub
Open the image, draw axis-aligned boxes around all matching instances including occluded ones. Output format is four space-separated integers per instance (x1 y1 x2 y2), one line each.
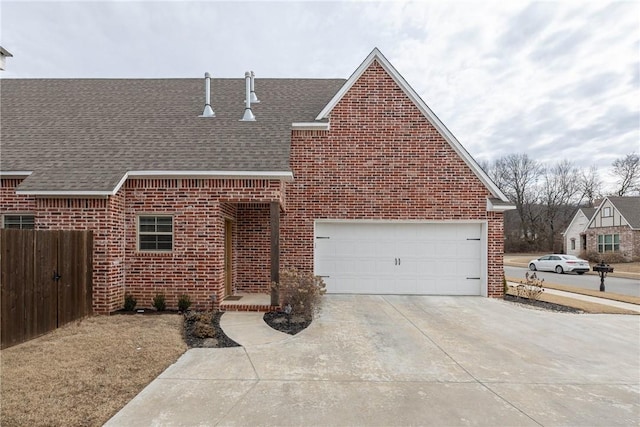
152 293 167 311
123 294 137 311
272 268 326 320
178 294 192 312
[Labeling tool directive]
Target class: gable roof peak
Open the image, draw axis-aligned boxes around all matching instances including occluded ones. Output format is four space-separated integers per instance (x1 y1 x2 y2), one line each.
589 195 640 229
316 47 510 203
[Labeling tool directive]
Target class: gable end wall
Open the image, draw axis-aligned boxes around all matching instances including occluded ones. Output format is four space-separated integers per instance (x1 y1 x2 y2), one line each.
282 60 505 297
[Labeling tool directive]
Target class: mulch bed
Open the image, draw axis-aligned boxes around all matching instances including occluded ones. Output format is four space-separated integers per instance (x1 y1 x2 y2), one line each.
182 310 311 347
263 311 311 335
504 294 583 313
183 311 240 348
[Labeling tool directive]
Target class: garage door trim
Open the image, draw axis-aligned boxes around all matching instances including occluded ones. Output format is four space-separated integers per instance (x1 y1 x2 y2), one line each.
314 220 488 297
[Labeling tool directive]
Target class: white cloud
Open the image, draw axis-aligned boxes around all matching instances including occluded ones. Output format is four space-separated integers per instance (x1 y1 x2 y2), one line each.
1 0 638 192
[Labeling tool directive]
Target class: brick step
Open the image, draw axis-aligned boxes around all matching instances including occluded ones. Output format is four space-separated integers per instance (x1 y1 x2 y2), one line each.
219 303 280 312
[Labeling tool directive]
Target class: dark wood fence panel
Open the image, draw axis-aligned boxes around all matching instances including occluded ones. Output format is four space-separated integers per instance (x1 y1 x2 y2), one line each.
58 230 93 325
1 230 34 348
34 230 57 341
1 229 93 349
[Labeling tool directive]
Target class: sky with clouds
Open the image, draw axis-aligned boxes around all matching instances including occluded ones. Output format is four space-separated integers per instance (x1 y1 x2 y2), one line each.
1 1 638 191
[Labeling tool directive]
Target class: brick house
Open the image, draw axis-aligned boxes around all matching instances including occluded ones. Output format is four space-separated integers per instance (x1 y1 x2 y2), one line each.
582 196 640 261
0 48 513 313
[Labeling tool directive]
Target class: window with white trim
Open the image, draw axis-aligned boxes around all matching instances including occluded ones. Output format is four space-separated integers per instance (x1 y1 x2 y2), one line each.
602 207 612 217
597 234 619 253
138 215 173 251
3 214 35 229
570 238 576 250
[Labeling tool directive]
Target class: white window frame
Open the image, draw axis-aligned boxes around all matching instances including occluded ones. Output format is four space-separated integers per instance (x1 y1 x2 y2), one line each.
2 213 35 229
597 234 619 253
602 207 612 217
570 238 576 250
137 215 174 252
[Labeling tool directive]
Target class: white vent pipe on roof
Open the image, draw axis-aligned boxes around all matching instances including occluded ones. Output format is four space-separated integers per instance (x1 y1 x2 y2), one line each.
250 71 260 103
200 72 215 117
240 71 256 121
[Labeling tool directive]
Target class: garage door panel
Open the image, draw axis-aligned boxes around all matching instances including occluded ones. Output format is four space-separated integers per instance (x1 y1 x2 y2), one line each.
315 222 483 295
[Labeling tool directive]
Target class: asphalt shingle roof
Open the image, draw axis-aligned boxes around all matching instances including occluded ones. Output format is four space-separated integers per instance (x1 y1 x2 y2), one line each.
579 207 596 221
607 196 640 229
0 78 345 192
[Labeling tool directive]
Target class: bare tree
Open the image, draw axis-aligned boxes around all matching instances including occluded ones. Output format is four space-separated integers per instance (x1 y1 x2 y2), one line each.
611 153 640 196
491 154 542 247
578 165 603 207
539 160 581 251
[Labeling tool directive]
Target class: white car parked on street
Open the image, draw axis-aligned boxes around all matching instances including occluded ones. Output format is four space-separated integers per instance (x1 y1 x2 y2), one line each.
528 254 590 275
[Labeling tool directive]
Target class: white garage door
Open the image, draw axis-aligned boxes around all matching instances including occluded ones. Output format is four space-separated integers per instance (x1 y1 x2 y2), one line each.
314 222 484 295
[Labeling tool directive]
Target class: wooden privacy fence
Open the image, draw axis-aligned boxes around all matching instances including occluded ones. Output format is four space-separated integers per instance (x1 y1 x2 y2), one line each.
1 229 93 349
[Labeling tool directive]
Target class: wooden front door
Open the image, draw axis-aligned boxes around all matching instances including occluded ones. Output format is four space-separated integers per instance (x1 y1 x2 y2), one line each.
224 219 233 296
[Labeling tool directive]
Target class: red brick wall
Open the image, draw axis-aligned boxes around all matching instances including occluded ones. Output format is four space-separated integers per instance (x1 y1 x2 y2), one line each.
1 178 282 313
1 179 36 213
1 179 126 313
236 203 271 293
281 60 505 296
123 179 281 311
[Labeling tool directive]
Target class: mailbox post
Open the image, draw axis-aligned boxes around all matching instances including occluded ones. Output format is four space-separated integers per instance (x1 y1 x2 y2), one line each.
592 262 614 292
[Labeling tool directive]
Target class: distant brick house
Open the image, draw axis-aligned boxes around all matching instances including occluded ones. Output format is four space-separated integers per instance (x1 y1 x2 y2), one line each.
581 197 640 261
1 49 513 313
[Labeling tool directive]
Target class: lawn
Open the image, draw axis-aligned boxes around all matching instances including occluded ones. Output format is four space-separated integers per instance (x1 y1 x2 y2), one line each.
0 314 186 427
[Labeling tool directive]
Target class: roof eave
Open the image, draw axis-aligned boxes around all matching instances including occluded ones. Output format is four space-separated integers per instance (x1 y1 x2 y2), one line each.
487 198 516 212
14 170 295 197
0 171 33 178
291 122 330 131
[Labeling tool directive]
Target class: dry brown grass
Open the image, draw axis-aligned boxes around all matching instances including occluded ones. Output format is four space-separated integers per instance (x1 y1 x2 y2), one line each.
506 276 640 305
0 314 186 427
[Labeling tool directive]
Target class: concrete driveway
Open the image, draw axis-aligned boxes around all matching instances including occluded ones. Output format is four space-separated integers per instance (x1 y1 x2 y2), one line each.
106 295 640 426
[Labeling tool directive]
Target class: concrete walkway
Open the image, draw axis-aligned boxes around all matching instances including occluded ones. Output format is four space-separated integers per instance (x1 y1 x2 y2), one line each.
106 295 639 426
544 288 640 313
219 312 291 346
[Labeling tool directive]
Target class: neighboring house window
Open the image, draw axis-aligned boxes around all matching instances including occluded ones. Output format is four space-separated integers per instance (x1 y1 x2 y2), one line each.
570 238 576 250
3 214 35 229
602 207 612 217
597 234 619 252
138 215 173 251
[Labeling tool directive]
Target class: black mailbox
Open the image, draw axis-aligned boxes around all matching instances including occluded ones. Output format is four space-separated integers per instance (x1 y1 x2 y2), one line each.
592 263 614 274
593 262 614 292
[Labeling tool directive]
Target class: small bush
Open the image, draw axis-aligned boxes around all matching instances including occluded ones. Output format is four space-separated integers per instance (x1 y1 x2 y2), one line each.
600 252 628 264
184 311 216 338
503 274 508 296
272 268 326 320
152 293 167 311
581 250 628 264
178 294 191 312
516 272 544 301
123 294 137 311
193 322 216 339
